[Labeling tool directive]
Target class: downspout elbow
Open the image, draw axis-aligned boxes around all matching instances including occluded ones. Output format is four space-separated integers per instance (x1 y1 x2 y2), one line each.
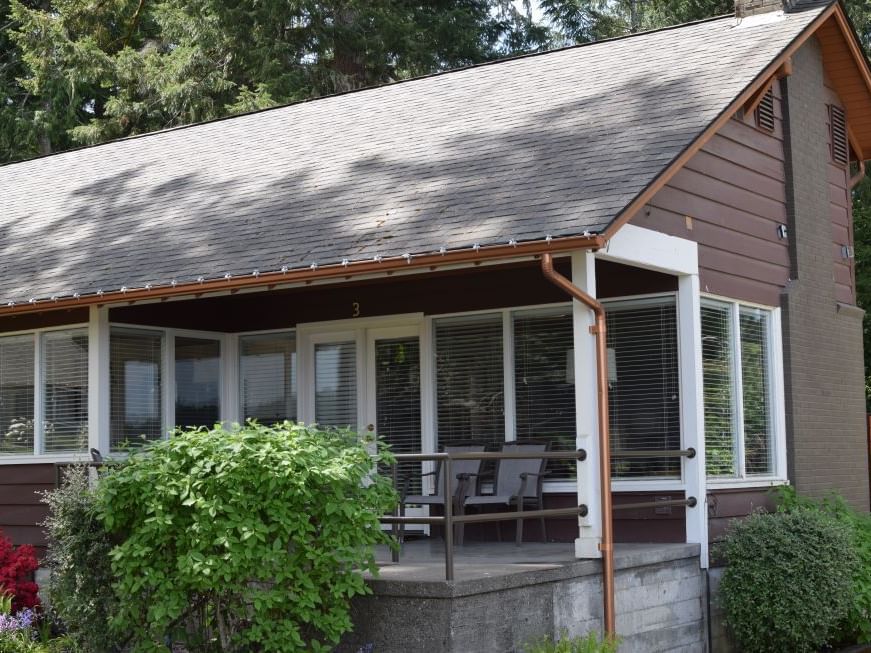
850 159 866 189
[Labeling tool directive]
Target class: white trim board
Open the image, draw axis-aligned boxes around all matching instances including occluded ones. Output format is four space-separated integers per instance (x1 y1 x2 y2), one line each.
598 224 698 276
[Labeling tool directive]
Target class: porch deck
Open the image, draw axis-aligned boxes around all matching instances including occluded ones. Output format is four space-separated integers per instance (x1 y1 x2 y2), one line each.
370 539 693 583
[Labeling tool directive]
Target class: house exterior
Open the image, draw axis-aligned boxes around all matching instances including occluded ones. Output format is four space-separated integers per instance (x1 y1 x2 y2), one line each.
0 0 869 624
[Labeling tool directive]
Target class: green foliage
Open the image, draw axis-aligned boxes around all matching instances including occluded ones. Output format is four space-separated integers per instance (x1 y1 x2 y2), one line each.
719 508 857 653
97 421 397 653
1 0 550 161
776 486 871 644
40 465 122 653
523 630 620 653
0 634 78 653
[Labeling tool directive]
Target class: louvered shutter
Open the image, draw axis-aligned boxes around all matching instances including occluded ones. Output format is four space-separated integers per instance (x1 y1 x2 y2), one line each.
513 307 576 479
240 332 297 425
434 314 504 450
0 336 34 454
110 329 163 449
701 303 736 477
314 341 357 428
755 87 775 132
43 329 89 452
606 299 681 479
830 105 849 165
739 307 773 475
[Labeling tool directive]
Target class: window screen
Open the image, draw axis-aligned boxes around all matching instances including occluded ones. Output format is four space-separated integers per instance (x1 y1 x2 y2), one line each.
43 329 89 452
434 314 504 449
606 299 680 479
0 336 34 454
110 329 163 449
514 307 576 479
240 332 297 425
702 303 736 477
314 341 357 428
740 307 773 475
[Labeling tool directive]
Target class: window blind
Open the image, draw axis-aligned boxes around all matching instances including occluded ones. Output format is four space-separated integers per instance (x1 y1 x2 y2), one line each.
174 337 220 430
240 332 297 425
43 329 89 452
606 299 680 479
434 314 504 450
702 303 737 477
314 341 357 428
110 329 163 449
0 336 34 454
740 307 773 475
513 307 576 479
375 337 421 491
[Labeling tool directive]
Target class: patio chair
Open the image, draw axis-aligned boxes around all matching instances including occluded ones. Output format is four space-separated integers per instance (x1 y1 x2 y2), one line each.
459 441 549 546
399 445 485 543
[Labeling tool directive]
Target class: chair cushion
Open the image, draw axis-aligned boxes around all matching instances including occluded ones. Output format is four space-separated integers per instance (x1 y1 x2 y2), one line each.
402 495 445 505
463 495 513 506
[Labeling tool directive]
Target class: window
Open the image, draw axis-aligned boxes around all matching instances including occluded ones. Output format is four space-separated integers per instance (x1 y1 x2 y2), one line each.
606 299 681 479
43 329 89 452
314 341 357 428
702 299 776 478
110 329 163 448
0 336 34 454
513 307 576 479
434 314 504 450
175 337 221 430
240 332 297 425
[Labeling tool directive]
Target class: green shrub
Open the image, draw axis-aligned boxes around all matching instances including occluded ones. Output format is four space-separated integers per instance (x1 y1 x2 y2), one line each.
0 634 78 653
523 631 619 653
719 508 857 653
776 486 871 644
40 465 122 653
97 421 397 653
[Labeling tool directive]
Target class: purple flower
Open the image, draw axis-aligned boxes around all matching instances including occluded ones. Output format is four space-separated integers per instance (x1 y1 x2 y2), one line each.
0 608 36 635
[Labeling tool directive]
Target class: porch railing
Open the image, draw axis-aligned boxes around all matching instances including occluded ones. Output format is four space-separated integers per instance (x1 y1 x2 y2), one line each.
379 448 697 581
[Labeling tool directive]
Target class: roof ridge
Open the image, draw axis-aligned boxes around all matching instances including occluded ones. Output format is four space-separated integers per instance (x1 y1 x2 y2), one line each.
1 12 739 169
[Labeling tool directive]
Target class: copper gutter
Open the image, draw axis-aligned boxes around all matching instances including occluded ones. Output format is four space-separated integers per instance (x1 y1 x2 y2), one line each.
540 252 616 638
849 127 866 189
0 234 604 317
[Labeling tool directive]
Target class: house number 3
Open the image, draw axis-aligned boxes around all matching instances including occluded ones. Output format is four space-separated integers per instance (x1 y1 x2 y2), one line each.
352 302 361 317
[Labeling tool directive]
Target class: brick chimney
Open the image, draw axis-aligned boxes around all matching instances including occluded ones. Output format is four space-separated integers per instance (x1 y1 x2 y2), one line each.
735 0 800 18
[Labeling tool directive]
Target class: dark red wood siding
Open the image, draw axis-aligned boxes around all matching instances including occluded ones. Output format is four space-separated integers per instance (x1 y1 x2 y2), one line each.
634 86 790 306
0 464 52 557
825 82 856 305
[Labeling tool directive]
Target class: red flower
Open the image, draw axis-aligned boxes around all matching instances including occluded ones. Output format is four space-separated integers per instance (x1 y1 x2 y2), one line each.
0 531 39 611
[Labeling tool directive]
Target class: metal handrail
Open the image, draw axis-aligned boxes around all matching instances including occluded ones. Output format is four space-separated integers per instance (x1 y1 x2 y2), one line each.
382 449 588 581
381 448 698 581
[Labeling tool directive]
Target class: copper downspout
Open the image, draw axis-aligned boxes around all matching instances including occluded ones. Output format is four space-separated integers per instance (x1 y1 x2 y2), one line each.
540 252 616 638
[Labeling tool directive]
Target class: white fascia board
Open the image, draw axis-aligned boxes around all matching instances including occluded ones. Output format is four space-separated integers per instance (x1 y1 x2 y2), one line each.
597 224 698 276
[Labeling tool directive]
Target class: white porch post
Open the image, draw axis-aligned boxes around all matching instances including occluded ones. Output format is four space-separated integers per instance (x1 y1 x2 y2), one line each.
572 250 602 559
87 305 110 455
678 273 709 568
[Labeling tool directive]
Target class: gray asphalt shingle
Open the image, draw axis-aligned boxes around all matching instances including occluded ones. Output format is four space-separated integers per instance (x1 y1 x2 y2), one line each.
0 5 826 304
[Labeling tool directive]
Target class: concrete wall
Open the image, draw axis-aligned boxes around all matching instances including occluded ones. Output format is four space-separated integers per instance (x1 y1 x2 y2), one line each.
341 544 706 653
780 37 870 510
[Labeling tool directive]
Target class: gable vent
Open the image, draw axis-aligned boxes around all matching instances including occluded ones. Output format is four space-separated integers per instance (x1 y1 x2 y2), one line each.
755 87 775 132
830 105 849 166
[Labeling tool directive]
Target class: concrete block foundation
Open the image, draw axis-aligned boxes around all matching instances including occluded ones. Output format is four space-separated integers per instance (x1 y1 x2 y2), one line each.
340 542 706 653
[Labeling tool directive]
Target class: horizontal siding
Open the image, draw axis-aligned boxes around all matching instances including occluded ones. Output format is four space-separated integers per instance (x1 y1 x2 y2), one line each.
708 487 777 561
636 87 789 307
0 463 53 556
825 83 855 306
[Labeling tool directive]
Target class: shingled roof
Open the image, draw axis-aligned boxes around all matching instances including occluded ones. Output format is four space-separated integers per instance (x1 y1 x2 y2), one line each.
0 4 830 304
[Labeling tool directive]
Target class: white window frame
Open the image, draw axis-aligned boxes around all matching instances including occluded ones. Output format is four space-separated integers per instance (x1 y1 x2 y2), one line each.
0 323 90 463
701 295 788 488
427 294 685 493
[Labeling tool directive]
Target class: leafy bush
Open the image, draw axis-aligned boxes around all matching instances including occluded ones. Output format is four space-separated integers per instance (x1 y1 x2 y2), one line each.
0 532 38 612
776 486 871 644
719 508 857 653
97 421 397 653
40 465 121 653
524 631 619 653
